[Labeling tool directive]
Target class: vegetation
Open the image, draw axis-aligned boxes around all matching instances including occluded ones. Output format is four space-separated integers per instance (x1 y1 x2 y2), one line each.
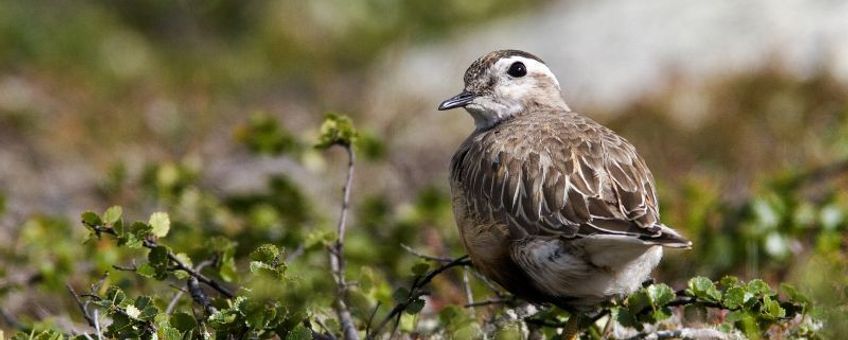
1 1 847 339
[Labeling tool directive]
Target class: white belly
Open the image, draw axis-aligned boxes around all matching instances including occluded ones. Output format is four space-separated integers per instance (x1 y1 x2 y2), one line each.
511 236 663 307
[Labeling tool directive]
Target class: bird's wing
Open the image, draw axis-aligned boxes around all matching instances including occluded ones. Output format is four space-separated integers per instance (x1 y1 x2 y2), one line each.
452 113 690 247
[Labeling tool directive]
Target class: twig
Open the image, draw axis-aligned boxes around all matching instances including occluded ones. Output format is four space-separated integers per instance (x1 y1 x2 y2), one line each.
151 240 235 298
67 284 97 329
364 301 381 338
462 268 475 315
168 260 215 314
400 244 455 263
92 309 102 340
188 277 217 315
623 328 729 340
285 244 306 262
464 298 512 308
112 261 137 272
328 144 359 340
370 256 471 336
88 225 235 298
166 291 185 315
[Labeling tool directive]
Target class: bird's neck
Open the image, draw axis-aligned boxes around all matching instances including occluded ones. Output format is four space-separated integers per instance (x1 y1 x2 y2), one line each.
469 93 571 131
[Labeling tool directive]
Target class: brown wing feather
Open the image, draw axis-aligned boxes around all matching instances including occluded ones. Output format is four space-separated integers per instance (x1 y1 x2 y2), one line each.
451 111 690 246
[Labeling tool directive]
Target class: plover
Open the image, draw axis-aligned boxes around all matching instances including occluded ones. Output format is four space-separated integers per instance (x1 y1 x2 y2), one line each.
439 50 691 311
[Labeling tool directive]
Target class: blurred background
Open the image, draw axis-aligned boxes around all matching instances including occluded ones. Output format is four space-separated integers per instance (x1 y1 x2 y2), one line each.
1 0 847 337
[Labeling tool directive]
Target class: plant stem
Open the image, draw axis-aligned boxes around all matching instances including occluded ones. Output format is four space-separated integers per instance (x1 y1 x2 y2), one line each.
329 144 359 340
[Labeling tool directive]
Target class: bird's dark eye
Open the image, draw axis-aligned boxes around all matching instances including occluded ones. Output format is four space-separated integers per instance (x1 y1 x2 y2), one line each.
507 62 527 77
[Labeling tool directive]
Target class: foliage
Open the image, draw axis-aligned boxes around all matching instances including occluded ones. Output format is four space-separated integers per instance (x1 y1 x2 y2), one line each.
0 114 831 339
1 3 846 336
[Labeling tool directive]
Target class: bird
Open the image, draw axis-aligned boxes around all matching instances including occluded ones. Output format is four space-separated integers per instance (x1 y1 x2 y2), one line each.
438 49 691 313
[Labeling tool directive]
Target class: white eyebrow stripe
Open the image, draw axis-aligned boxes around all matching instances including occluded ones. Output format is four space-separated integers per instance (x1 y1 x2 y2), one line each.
497 56 560 89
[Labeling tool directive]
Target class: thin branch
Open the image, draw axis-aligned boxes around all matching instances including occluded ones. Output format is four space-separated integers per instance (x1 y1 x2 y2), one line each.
364 301 381 338
400 244 455 263
67 283 97 329
187 277 217 315
370 256 471 336
623 328 730 340
328 144 359 340
151 240 235 298
464 298 512 308
92 308 102 340
165 291 184 315
88 225 235 298
462 268 475 315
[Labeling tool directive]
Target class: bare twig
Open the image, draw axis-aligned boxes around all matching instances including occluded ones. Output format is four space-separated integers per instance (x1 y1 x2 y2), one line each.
188 277 217 315
624 328 729 340
400 244 455 263
364 301 381 338
328 144 359 340
67 284 97 329
285 244 306 262
111 261 137 272
170 260 215 314
92 309 102 340
462 268 475 315
464 298 513 308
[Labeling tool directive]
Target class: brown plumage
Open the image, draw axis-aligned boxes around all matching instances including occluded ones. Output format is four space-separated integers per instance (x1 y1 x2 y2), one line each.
439 50 690 310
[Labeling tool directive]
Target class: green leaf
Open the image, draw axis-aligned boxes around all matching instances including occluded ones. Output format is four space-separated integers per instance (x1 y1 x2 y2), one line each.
647 283 675 307
106 313 136 338
405 298 426 314
159 326 182 340
149 212 170 237
626 290 651 314
723 286 748 310
148 245 170 280
208 309 239 329
173 252 193 269
746 279 773 297
780 283 811 307
615 308 643 331
719 275 742 289
411 261 430 276
170 312 197 333
104 286 127 307
81 211 102 227
392 287 410 303
133 296 159 321
137 263 156 278
103 206 123 225
761 295 786 320
687 276 722 302
285 323 313 340
250 244 280 264
316 113 358 149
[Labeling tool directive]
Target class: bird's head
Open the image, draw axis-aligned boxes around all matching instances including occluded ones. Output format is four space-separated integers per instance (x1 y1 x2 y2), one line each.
438 49 569 130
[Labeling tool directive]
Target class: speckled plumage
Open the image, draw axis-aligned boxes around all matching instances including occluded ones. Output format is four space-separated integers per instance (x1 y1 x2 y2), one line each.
442 50 690 311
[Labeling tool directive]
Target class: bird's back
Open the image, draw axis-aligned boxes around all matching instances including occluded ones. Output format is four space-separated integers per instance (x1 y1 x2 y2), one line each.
449 110 688 308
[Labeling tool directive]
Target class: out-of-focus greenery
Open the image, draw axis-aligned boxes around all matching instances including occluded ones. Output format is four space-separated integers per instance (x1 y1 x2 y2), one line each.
1 0 847 339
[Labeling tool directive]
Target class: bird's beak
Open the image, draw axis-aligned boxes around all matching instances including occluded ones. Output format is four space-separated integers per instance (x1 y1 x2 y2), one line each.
438 90 476 111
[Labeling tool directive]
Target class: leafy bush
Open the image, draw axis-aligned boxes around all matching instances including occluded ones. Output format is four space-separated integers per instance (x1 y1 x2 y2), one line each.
0 114 826 339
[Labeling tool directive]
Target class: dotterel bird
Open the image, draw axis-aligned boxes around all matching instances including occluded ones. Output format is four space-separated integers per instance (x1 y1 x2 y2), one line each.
439 50 691 311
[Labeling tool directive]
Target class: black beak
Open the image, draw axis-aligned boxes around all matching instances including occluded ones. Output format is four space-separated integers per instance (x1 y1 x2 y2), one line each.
438 90 476 111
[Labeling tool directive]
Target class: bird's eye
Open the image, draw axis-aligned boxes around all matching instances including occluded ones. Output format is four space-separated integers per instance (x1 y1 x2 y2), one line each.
507 62 527 77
